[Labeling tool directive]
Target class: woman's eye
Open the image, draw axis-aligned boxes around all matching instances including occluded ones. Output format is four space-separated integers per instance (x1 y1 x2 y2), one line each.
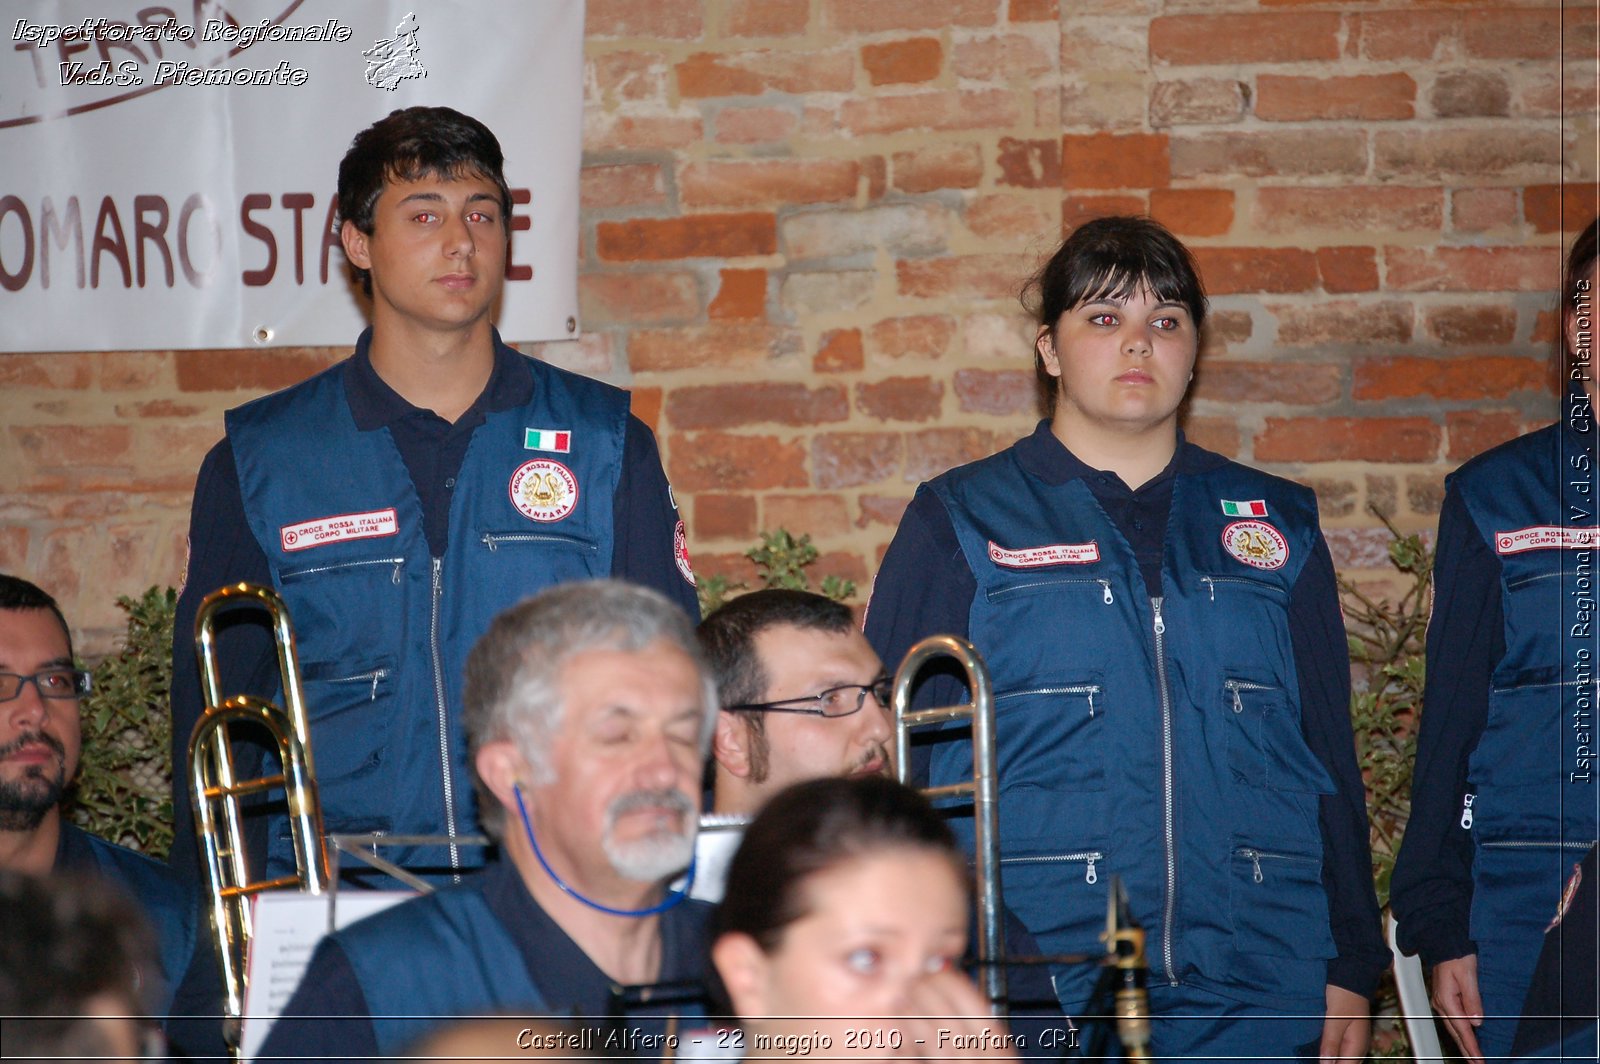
1089 313 1117 326
414 212 437 224
1153 316 1180 330
845 948 881 974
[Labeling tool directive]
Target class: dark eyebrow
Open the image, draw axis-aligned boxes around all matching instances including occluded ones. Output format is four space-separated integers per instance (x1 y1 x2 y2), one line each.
395 191 445 206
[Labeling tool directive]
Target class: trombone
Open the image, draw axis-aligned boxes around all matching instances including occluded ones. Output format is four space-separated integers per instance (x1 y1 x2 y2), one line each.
190 582 331 1054
890 634 1006 1012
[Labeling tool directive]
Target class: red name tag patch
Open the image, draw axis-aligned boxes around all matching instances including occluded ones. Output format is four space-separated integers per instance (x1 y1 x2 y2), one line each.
281 509 398 552
1495 526 1600 554
988 540 1100 568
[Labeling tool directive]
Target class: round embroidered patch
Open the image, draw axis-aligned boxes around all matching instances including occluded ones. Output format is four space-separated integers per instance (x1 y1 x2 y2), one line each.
1221 519 1289 571
509 459 578 522
673 519 696 586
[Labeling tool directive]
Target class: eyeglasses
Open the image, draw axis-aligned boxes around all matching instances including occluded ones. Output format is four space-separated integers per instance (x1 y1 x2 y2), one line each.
0 668 92 703
725 676 893 718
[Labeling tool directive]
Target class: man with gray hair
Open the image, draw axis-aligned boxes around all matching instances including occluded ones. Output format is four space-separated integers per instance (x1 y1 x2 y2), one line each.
260 581 717 1059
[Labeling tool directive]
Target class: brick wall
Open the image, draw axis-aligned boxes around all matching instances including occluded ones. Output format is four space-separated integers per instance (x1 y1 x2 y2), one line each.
2 0 1596 654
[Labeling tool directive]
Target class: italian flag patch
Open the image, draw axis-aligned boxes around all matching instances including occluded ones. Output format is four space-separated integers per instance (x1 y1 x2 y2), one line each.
524 428 571 453
1220 499 1268 518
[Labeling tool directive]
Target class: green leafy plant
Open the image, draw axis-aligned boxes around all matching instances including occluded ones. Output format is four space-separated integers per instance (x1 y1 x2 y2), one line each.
67 585 177 858
697 528 858 615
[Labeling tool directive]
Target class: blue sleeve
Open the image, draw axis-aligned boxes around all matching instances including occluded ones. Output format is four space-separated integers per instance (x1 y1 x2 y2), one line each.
1290 532 1389 998
612 415 700 621
1391 485 1499 967
169 438 279 885
256 938 378 1062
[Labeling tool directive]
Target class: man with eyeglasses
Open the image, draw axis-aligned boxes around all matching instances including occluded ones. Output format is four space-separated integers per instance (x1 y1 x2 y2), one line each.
0 574 199 1031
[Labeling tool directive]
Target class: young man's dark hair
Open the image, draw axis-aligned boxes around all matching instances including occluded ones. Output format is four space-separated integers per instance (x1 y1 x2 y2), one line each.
336 106 513 296
697 589 855 712
0 574 73 661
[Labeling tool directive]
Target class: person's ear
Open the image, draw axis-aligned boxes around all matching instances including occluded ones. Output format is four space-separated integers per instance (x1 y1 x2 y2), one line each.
713 712 753 779
1036 328 1061 378
475 739 526 809
341 220 372 271
712 933 771 1017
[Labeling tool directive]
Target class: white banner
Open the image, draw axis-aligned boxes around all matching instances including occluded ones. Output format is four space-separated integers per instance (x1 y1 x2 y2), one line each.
0 0 584 352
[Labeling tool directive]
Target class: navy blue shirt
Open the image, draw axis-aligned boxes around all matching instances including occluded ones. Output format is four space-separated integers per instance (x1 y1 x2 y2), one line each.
169 332 696 884
865 422 1388 998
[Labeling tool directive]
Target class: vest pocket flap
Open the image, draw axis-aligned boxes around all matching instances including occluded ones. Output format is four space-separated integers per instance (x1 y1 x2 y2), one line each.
992 680 1107 791
477 528 600 553
1222 676 1334 794
1471 680 1572 789
298 657 394 784
1228 841 1335 960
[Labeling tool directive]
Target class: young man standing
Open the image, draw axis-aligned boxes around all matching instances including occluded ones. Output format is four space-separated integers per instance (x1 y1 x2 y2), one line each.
170 107 697 887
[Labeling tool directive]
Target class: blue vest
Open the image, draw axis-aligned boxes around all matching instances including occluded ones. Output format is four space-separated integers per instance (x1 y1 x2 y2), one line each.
1452 423 1600 1008
927 443 1334 1011
227 352 627 880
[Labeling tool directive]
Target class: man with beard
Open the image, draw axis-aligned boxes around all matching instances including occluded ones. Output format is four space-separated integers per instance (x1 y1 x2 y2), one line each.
0 575 198 1022
260 581 717 1058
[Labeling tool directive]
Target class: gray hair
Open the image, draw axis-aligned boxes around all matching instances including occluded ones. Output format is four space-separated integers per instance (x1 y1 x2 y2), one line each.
463 580 714 840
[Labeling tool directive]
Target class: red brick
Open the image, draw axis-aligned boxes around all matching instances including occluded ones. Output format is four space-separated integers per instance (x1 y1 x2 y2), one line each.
1373 129 1560 180
863 38 943 86
1008 0 1054 20
1273 302 1413 347
581 164 667 210
823 0 1000 33
814 432 902 488
1430 70 1510 118
676 50 854 97
782 203 949 261
1255 187 1442 235
841 89 1019 136
1565 6 1600 60
1447 411 1525 462
667 432 808 491
856 377 945 423
579 272 699 326
11 425 132 470
680 159 860 209
709 268 766 320
1183 416 1240 458
1192 248 1318 296
1316 247 1379 294
954 368 1041 415
714 107 799 145
1255 73 1416 122
588 0 703 37
1385 246 1562 293
952 33 1054 80
0 353 94 389
1534 310 1561 346
596 213 776 262
1452 188 1518 233
1525 185 1600 236
0 528 27 570
1171 131 1366 181
584 113 704 154
1149 13 1340 65
966 195 1054 241
1255 417 1440 464
867 316 956 362
1354 11 1458 62
1062 195 1146 228
815 328 865 373
997 137 1061 189
857 494 912 529
897 254 1026 301
666 383 848 430
1354 356 1548 402
697 550 761 589
723 0 809 37
1191 361 1342 405
628 386 663 433
763 494 852 538
629 324 784 372
1425 306 1518 347
1149 79 1247 127
590 52 668 104
99 352 171 391
904 427 997 482
1462 9 1560 59
814 550 870 593
527 334 613 377
175 348 341 393
695 493 757 541
1062 133 1170 191
113 399 205 419
1149 189 1233 238
893 144 984 193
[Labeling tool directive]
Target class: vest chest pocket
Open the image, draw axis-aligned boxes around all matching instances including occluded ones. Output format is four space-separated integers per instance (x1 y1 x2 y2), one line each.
477 529 602 592
299 657 395 789
1223 678 1334 794
1227 841 1334 960
992 679 1108 793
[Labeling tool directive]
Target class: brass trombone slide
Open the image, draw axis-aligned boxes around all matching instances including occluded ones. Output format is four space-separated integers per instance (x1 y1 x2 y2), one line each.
190 582 331 1052
891 634 1007 1013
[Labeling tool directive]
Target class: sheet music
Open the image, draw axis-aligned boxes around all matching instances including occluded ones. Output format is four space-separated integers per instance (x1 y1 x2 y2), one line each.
239 890 412 1062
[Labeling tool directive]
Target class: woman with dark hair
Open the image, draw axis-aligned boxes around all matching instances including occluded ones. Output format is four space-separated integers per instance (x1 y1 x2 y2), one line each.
865 216 1388 1058
712 776 1016 1059
1392 217 1600 1062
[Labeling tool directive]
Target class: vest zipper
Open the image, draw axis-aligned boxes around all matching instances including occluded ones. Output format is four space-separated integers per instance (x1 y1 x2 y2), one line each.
281 556 405 582
481 532 598 552
1480 839 1596 851
1151 595 1177 986
1223 678 1275 713
992 578 1114 604
326 667 390 701
431 557 461 877
1199 575 1287 602
997 684 1101 717
1000 850 1102 885
1233 846 1317 884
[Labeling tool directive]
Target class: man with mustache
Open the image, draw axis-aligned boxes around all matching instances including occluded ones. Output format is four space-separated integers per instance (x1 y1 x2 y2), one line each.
0 574 198 1025
260 581 718 1058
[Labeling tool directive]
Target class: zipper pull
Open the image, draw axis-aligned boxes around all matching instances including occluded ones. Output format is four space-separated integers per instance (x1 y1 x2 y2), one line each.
1242 848 1263 883
391 559 403 584
1084 854 1098 885
1203 576 1215 602
1460 793 1475 830
1086 687 1097 719
370 669 383 701
1097 579 1114 605
1151 597 1165 635
1228 681 1243 714
483 533 498 552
